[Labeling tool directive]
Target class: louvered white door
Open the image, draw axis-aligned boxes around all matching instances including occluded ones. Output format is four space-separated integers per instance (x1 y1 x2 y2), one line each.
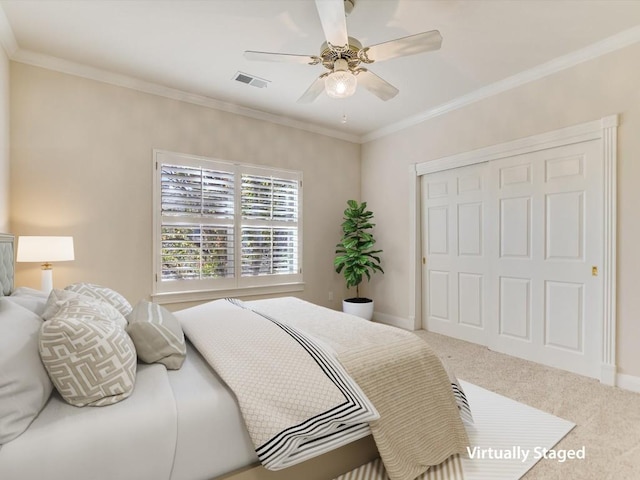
422 140 604 378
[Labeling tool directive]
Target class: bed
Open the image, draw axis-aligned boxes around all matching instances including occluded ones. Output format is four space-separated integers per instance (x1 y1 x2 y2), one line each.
0 233 471 480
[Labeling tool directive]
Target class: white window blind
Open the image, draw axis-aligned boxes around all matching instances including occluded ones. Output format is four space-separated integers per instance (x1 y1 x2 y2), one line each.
153 151 302 295
241 173 299 277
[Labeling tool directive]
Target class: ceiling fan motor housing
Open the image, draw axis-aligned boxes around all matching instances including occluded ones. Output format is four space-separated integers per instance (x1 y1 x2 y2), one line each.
320 37 363 72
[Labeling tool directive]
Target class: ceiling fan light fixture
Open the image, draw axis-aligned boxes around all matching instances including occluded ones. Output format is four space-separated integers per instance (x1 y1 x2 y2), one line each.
325 59 357 99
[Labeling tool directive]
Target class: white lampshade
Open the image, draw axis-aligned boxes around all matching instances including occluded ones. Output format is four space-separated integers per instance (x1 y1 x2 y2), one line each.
17 236 75 262
16 236 75 293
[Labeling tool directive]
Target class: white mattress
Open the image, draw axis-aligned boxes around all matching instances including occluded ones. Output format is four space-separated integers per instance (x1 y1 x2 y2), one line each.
0 363 177 480
167 341 258 480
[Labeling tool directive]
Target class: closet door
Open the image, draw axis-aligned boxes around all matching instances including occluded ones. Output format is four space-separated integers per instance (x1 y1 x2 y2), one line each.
487 140 603 378
422 139 603 378
421 163 491 345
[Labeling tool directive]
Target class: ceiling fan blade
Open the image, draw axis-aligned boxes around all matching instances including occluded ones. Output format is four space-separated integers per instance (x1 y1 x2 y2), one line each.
244 51 320 65
362 30 442 63
314 0 348 47
356 69 399 101
297 76 327 103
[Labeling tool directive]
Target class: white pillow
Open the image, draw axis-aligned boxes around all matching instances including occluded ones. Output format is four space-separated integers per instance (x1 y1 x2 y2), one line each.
0 298 53 444
43 289 127 329
8 287 49 316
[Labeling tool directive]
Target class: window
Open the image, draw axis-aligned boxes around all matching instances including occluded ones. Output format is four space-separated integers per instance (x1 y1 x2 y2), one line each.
153 151 302 297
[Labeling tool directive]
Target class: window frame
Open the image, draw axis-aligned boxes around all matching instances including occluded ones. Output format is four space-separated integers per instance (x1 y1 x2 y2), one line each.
152 150 303 303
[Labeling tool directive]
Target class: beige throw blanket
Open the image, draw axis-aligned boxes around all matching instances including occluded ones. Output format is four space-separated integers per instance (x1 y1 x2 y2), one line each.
247 297 470 480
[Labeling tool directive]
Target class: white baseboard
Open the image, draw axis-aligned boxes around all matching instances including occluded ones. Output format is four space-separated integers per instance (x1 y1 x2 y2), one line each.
600 363 617 386
372 317 640 393
372 311 414 331
616 373 640 393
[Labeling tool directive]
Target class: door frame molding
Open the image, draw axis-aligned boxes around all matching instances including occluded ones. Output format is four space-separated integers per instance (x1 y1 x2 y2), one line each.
410 115 618 385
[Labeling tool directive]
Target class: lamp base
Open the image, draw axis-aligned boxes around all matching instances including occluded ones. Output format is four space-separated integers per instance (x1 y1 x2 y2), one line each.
40 266 53 294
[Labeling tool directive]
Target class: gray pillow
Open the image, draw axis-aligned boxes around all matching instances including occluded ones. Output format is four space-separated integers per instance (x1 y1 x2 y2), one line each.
39 300 137 407
0 298 53 444
126 301 186 370
64 283 132 316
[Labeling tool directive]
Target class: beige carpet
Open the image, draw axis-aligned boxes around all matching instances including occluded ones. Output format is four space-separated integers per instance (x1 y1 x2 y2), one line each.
416 330 640 480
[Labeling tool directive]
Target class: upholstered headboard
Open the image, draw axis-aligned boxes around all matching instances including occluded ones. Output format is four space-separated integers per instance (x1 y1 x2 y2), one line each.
0 233 15 296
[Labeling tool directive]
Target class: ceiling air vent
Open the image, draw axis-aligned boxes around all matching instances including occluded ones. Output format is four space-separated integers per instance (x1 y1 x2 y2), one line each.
234 71 270 89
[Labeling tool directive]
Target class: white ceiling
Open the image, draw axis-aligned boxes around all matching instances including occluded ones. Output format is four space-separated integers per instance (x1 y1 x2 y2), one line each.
2 0 640 142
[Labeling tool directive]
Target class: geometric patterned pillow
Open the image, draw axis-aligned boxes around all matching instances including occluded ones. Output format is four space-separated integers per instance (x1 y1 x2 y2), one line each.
38 303 137 407
42 289 128 329
64 283 132 316
126 300 186 370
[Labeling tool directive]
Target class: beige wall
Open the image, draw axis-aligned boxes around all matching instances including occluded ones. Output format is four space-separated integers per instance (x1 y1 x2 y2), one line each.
10 63 360 309
362 42 640 377
0 45 9 232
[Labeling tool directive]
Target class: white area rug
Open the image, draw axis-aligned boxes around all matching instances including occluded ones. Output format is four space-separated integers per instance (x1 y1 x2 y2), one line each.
335 381 575 480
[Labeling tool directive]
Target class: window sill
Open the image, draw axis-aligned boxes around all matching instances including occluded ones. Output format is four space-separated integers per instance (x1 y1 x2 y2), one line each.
151 282 305 306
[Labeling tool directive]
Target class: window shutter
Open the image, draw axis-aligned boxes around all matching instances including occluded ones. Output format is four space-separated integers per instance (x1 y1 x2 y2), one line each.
161 164 234 218
241 227 298 276
240 174 299 277
161 225 234 280
241 175 298 221
160 163 235 281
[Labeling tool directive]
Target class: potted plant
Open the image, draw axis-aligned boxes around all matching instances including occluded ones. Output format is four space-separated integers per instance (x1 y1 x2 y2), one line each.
334 200 384 320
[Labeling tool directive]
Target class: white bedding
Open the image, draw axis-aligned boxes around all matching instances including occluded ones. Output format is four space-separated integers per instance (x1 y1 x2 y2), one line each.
0 364 177 480
167 342 258 480
0 343 260 480
3 296 463 480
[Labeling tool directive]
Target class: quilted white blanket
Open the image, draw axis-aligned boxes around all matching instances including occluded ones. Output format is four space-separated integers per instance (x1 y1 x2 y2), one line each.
177 298 379 470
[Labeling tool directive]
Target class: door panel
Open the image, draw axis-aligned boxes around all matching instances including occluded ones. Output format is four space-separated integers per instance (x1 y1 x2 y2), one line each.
458 202 482 256
545 281 583 352
545 191 584 260
428 270 449 320
427 206 448 254
498 276 531 340
458 273 483 328
499 196 531 258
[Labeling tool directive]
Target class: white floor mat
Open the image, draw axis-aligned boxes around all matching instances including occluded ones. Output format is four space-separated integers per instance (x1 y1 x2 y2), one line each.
335 380 575 480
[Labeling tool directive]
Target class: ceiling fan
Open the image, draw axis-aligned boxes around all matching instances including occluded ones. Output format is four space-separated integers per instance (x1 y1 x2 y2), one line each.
244 0 442 103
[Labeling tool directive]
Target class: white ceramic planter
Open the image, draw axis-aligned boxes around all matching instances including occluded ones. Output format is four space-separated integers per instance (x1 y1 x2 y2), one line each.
342 299 374 320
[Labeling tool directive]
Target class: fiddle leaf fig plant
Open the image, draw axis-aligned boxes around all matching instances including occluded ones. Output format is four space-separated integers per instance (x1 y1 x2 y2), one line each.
334 200 384 299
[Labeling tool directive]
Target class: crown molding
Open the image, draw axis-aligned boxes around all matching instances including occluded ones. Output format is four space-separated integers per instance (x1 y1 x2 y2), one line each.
362 25 640 143
0 6 17 57
10 49 361 144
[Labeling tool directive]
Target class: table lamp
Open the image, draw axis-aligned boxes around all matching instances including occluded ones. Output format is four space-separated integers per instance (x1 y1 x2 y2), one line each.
16 236 75 293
